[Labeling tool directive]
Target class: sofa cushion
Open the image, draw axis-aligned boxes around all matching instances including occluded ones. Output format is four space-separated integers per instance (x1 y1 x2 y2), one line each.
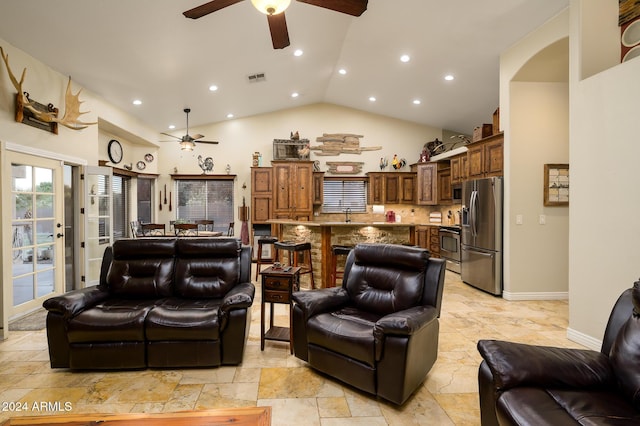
145 303 221 341
67 301 155 343
344 244 427 316
307 307 380 366
174 239 241 299
108 239 176 298
609 282 640 410
498 387 640 425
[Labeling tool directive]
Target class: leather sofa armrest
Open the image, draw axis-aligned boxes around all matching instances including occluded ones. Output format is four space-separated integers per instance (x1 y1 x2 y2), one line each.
374 305 438 336
220 282 255 312
42 286 110 319
477 339 614 391
292 287 349 319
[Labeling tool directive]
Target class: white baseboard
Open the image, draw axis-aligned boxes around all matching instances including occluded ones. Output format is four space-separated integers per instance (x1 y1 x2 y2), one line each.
567 327 602 351
502 291 568 301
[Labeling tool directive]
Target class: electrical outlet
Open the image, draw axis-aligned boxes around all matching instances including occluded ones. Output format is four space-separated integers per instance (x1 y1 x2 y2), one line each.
516 214 523 225
539 214 546 225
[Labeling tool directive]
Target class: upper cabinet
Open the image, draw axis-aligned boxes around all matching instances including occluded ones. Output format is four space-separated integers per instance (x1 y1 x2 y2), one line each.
467 133 504 180
367 172 415 204
413 163 438 205
251 167 273 224
272 161 314 221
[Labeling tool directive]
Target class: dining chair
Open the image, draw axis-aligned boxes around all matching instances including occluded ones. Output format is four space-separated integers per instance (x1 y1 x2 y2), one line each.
195 219 214 232
129 221 141 238
227 222 235 236
141 223 166 236
174 223 198 237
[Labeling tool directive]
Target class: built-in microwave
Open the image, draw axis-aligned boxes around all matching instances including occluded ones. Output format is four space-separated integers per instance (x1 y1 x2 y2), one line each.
452 183 462 204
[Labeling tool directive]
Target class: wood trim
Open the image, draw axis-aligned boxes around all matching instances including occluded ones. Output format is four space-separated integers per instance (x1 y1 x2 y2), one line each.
170 174 237 180
98 160 159 177
323 176 367 182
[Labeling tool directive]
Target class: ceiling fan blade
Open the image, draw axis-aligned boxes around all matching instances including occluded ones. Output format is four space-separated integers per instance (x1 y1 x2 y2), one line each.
267 13 290 49
296 0 368 16
161 132 181 140
191 134 205 140
197 140 220 144
183 0 245 19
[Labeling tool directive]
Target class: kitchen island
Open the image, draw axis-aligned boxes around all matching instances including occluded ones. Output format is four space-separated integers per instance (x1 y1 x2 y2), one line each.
267 219 416 288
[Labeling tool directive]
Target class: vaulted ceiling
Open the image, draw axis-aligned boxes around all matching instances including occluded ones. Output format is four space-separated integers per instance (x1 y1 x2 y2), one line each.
0 0 568 136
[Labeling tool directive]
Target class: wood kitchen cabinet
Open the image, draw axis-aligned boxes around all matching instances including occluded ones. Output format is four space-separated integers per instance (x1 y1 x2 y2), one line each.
415 226 429 249
367 172 415 204
412 163 438 205
251 167 273 223
312 172 324 205
450 153 468 185
437 166 452 204
272 161 314 221
416 225 440 258
467 133 503 179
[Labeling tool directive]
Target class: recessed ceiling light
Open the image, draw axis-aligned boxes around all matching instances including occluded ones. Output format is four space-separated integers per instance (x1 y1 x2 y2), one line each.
226 113 234 119
132 99 142 106
400 54 411 63
369 96 377 102
338 68 347 75
293 49 304 57
444 74 455 81
412 99 421 105
291 92 299 98
168 125 176 130
209 85 219 91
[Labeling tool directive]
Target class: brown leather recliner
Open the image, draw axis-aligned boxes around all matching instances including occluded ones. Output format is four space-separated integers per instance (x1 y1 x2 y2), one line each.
291 243 446 405
43 238 254 370
477 280 640 425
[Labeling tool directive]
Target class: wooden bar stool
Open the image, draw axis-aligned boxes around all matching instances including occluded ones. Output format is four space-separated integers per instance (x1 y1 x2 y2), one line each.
274 241 315 289
255 236 278 281
330 245 354 287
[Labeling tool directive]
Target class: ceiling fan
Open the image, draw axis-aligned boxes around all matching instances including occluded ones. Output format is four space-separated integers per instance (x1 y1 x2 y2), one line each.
161 108 219 151
183 0 368 49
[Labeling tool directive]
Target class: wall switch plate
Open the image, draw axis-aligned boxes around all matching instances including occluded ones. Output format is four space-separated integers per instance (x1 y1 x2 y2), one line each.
539 214 546 225
516 214 523 225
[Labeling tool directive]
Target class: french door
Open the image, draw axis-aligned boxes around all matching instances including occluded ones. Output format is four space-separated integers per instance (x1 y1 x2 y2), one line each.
6 151 65 318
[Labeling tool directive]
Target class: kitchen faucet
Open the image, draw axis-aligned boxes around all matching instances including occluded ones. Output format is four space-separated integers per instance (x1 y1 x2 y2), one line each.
344 208 352 223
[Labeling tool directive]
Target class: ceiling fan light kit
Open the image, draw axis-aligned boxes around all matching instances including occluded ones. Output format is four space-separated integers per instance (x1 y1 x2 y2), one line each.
251 0 291 15
180 140 196 151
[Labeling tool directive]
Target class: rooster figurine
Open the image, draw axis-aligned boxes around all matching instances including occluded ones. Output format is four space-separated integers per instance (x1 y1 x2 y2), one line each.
391 154 407 170
379 157 388 170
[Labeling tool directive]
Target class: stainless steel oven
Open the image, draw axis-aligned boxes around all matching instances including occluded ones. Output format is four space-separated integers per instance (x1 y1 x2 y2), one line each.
439 226 461 273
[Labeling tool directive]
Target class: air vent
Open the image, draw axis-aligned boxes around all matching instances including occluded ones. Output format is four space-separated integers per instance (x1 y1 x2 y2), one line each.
247 72 266 83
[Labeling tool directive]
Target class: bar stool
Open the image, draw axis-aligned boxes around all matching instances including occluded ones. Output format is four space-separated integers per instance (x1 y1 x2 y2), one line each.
255 236 278 281
330 245 354 287
274 241 315 289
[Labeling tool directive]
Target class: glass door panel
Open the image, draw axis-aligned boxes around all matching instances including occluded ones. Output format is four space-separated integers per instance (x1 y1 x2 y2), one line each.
84 166 112 287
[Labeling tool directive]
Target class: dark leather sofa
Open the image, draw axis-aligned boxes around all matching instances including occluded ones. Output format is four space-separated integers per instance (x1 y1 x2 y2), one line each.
43 238 254 370
478 280 640 425
291 243 446 405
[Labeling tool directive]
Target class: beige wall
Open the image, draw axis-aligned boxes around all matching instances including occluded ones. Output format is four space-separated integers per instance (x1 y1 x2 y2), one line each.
568 0 640 348
500 10 570 299
508 82 569 296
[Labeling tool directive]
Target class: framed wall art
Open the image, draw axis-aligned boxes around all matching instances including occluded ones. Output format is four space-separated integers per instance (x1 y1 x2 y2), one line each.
544 163 569 206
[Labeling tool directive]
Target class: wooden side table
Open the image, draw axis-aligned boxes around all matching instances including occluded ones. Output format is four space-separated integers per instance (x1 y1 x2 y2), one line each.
260 265 301 353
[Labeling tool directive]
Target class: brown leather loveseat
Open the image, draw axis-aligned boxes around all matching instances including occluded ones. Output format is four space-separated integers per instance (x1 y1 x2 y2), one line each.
43 238 254 370
477 280 640 425
291 243 446 405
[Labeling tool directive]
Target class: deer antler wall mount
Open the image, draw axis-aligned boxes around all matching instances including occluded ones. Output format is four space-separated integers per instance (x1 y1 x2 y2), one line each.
1 46 97 133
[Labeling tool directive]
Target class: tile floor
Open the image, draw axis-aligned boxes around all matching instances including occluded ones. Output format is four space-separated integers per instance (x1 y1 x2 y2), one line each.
0 270 584 425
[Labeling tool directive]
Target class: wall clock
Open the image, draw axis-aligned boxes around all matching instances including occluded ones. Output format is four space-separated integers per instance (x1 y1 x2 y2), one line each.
108 139 123 164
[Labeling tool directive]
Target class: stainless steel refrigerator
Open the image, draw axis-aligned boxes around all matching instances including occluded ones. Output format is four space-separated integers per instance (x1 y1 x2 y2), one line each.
461 176 503 295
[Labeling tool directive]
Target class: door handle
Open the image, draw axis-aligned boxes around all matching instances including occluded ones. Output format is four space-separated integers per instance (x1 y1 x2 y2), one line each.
56 233 64 238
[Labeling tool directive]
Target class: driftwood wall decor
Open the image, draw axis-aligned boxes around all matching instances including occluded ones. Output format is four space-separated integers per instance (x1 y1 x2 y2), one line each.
326 162 365 174
1 46 97 131
311 133 381 156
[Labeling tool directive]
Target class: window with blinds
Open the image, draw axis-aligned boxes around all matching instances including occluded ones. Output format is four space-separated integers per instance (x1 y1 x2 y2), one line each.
112 174 130 240
136 178 153 225
176 180 234 233
322 178 367 213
